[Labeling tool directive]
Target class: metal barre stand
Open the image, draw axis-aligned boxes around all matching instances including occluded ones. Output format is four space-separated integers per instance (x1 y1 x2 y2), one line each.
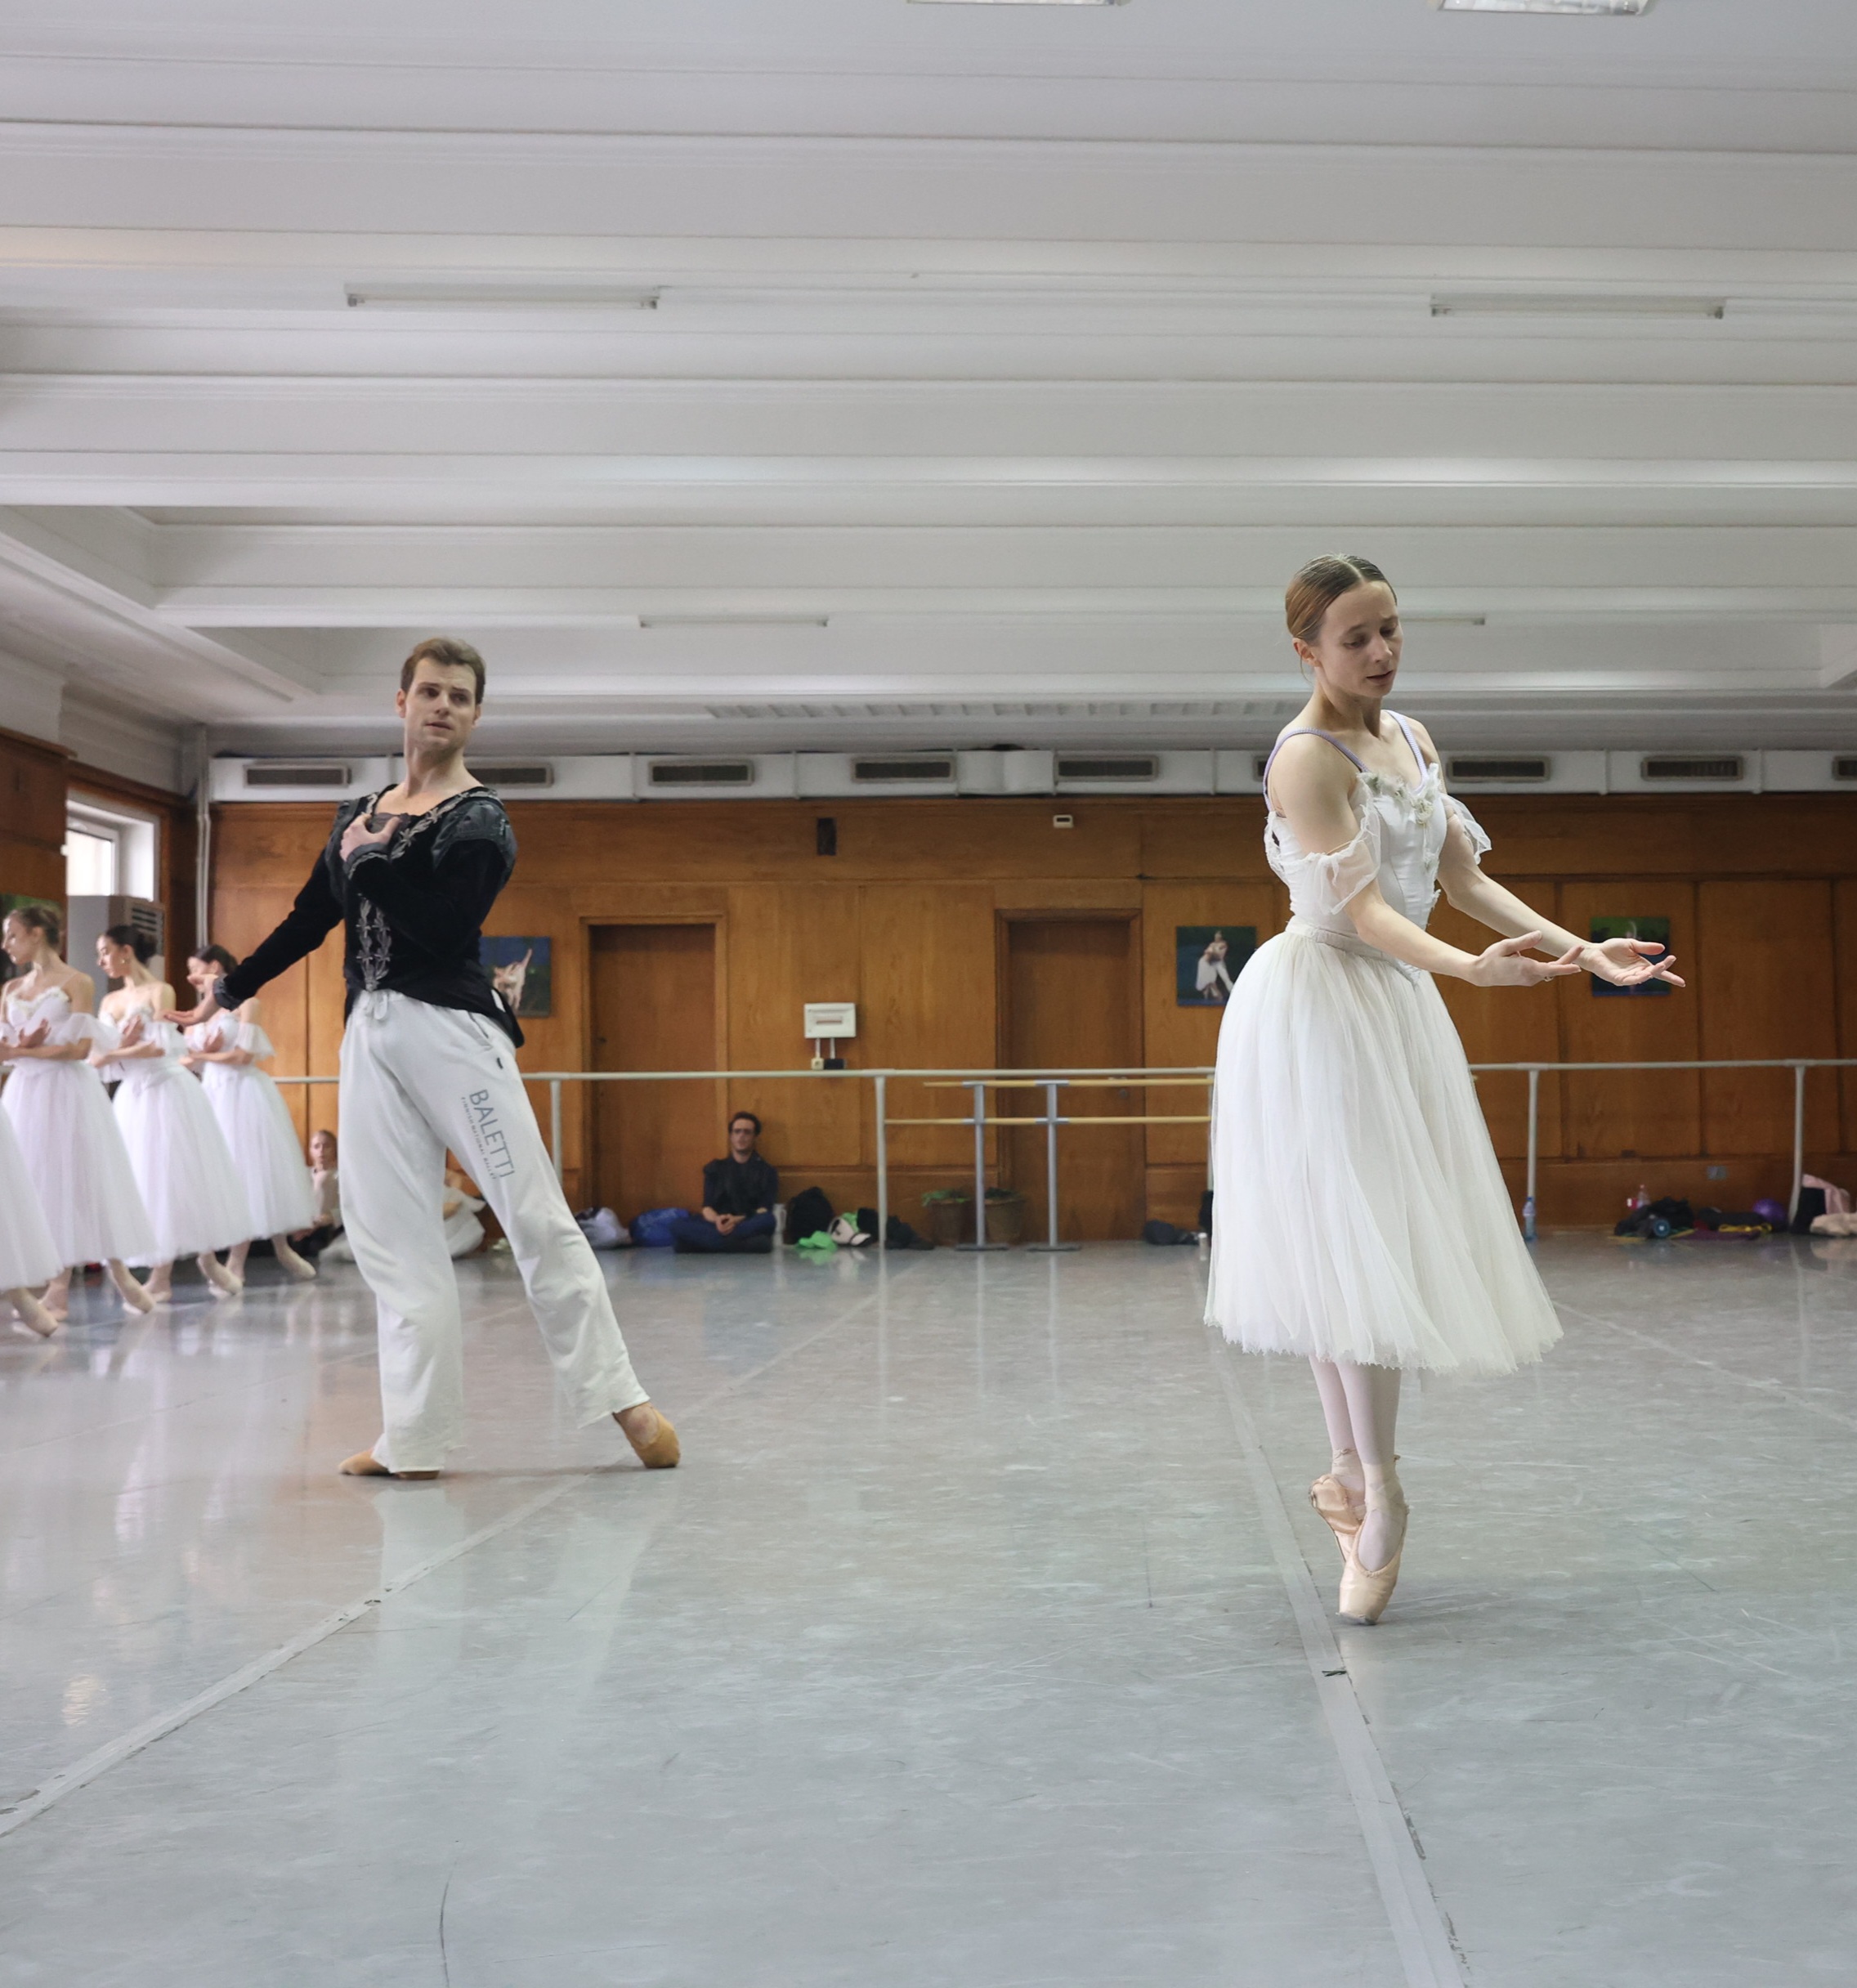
955 1081 1009 1251
1025 1079 1080 1253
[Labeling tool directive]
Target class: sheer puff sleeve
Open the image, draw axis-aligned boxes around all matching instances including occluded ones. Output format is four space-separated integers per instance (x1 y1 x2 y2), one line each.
1443 795 1492 866
1302 807 1384 918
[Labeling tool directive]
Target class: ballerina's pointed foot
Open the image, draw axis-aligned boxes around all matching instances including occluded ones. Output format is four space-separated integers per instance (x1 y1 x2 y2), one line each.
112 1267 156 1315
199 1254 244 1298
11 1289 60 1337
1309 1472 1366 1556
275 1243 318 1282
339 1449 438 1480
1338 1501 1408 1625
615 1402 680 1469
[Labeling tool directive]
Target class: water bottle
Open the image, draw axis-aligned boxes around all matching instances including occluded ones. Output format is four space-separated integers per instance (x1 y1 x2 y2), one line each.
1522 1193 1537 1243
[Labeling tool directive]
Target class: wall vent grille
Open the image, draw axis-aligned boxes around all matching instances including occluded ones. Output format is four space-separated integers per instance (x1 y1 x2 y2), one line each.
242 762 351 789
1449 756 1551 782
1835 757 1857 782
648 759 754 787
852 757 955 783
1057 754 1159 781
1641 754 1743 781
472 763 554 789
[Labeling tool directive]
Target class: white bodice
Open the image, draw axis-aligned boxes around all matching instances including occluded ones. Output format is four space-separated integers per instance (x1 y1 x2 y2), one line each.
187 1011 277 1065
1264 744 1491 947
2 984 114 1061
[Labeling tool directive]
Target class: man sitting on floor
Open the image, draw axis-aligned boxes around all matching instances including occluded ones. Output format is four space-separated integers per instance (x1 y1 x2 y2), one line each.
670 1112 779 1254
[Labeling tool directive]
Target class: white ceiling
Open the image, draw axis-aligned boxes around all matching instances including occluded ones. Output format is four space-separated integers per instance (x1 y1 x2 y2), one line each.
3 0 1857 775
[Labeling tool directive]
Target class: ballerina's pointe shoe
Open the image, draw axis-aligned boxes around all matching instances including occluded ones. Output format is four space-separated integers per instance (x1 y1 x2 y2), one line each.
615 1403 680 1469
338 1451 439 1480
114 1271 156 1316
1309 1474 1365 1556
275 1244 318 1282
11 1289 60 1337
1338 1504 1408 1626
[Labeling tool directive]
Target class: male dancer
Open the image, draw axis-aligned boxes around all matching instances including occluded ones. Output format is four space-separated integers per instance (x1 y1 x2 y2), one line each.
171 637 677 1480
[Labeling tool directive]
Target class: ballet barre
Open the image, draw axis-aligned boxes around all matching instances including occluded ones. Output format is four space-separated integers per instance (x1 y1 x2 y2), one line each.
260 1054 1857 1246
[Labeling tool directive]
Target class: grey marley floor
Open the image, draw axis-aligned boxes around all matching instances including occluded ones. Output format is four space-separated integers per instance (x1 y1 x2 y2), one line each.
2 1234 1855 1987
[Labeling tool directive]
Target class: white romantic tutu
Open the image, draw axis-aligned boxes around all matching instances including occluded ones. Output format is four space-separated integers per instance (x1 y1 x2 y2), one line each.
1206 923 1562 1376
2 998 155 1269
193 1019 318 1236
0 1099 62 1289
107 1030 252 1264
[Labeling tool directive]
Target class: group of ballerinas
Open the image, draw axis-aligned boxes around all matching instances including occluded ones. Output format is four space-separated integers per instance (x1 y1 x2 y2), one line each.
0 902 323 1336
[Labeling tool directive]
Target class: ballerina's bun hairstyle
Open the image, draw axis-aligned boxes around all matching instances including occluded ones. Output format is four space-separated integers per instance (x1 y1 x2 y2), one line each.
400 635 486 705
102 922 156 964
6 902 60 947
1284 554 1397 645
191 943 239 974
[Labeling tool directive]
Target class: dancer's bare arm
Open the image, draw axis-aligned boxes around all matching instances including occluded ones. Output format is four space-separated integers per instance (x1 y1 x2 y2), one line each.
1269 733 1577 989
1410 719 1685 990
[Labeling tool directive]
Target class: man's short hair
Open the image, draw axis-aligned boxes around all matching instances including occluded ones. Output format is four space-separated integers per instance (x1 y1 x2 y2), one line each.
729 1111 762 1135
400 636 486 705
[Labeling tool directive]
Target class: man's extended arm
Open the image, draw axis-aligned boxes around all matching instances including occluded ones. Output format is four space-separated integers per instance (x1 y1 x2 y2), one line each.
217 849 345 1009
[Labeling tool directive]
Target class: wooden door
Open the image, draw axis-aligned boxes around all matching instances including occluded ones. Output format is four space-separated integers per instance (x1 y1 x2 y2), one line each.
1002 917 1142 1241
589 925 719 1218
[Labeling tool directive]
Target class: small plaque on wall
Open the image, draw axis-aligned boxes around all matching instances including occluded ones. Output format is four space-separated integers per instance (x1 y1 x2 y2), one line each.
1590 917 1672 998
1176 925 1256 1007
481 936 552 1016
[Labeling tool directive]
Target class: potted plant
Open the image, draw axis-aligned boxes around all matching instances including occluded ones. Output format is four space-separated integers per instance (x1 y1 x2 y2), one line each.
920 1186 1027 1246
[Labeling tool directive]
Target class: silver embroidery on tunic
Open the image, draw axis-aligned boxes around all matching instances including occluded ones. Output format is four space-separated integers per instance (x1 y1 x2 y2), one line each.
348 788 490 991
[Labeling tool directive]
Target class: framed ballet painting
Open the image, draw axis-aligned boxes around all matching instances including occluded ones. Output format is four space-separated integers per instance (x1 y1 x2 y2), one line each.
1176 925 1256 1006
1590 916 1673 997
481 935 552 1017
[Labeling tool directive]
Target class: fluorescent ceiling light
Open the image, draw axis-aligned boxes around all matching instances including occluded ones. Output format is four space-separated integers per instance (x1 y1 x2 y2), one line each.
1430 0 1654 12
1431 293 1723 319
638 616 830 629
346 284 660 310
909 2 1126 7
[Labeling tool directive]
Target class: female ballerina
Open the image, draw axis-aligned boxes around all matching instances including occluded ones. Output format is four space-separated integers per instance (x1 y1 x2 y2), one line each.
1207 555 1681 1623
93 926 249 1302
182 946 319 1283
0 1080 64 1336
0 906 156 1319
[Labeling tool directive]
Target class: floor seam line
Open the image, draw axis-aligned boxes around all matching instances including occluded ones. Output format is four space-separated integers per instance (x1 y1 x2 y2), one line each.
1555 1298 1857 1435
0 1262 915 1845
1210 1338 1468 1988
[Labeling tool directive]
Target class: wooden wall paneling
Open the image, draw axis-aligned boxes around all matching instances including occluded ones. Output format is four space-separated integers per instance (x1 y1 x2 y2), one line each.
1555 882 1701 1165
1837 880 1857 1157
1139 880 1278 1171
0 728 71 908
1000 914 1142 1241
588 922 722 1218
1428 894 1563 1163
723 882 865 1175
861 883 997 1183
1139 802 1275 880
1698 880 1840 1160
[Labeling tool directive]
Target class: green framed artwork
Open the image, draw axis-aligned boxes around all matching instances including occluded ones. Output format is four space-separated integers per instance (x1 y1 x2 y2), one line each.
1590 916 1672 998
1176 925 1256 1007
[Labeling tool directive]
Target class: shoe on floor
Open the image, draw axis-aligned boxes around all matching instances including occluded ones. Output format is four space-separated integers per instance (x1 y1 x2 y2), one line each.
614 1404 680 1469
338 1450 438 1480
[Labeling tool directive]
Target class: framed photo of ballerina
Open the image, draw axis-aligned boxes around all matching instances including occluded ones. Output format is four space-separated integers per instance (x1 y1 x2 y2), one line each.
0 895 60 984
1176 925 1256 1006
481 935 552 1017
1590 916 1673 998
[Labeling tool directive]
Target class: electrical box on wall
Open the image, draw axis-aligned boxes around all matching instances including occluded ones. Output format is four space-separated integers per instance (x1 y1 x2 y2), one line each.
803 1002 857 1040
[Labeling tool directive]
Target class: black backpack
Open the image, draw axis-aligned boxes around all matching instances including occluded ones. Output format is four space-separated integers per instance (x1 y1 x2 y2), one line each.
783 1185 834 1244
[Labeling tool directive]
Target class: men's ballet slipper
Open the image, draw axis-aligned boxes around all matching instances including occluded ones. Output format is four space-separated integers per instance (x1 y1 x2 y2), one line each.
338 1451 438 1480
615 1404 680 1469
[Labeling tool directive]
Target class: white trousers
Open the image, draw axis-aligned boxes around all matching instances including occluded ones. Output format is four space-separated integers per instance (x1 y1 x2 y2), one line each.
339 991 648 1472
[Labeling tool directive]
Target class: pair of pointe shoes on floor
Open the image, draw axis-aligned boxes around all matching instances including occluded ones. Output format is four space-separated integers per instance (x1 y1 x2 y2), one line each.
338 1401 680 1480
1309 1459 1407 1626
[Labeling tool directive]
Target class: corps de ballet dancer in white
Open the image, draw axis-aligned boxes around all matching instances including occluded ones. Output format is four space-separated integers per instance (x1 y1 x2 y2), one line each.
182 944 320 1283
168 636 678 1480
1207 555 1683 1623
0 1082 63 1336
0 906 157 1319
93 925 249 1304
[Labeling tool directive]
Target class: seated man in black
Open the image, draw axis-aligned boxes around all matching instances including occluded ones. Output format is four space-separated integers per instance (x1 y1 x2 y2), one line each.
670 1112 779 1253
